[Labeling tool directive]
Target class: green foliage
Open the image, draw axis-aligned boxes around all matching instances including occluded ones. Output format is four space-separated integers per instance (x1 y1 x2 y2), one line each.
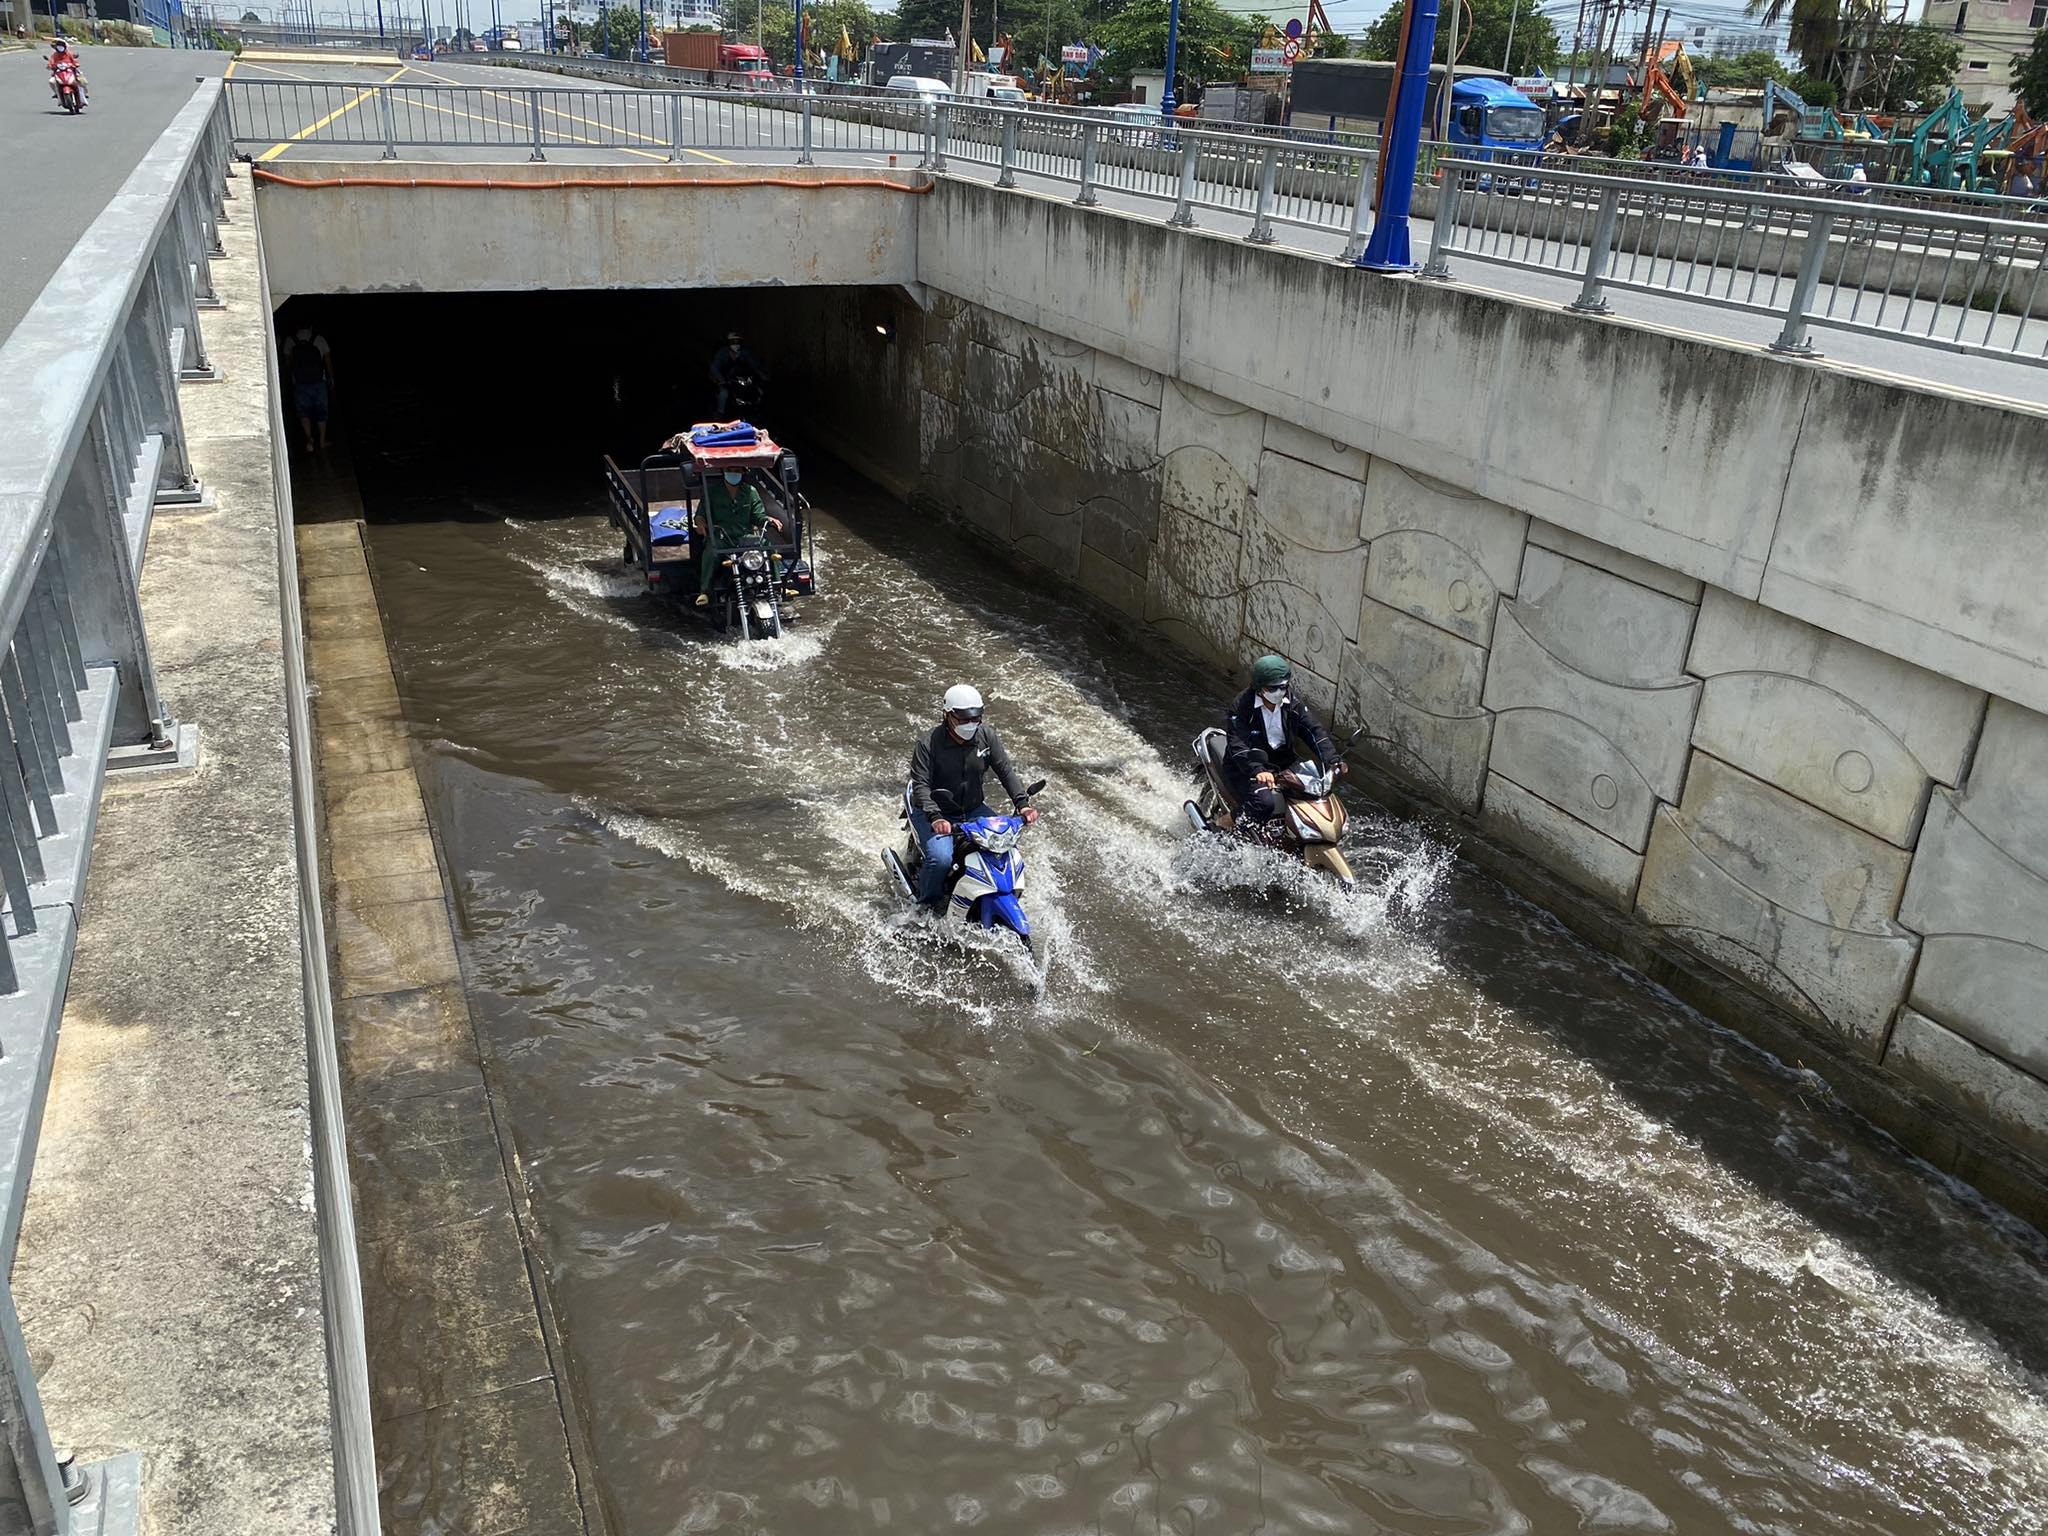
2013 25 2048 117
1605 99 1644 158
1693 48 1791 89
1092 0 1269 86
1360 0 1559 74
595 4 647 58
1865 22 1961 113
1788 68 1836 106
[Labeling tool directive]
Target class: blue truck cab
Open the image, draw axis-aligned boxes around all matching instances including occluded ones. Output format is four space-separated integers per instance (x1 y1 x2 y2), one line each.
1446 78 1545 153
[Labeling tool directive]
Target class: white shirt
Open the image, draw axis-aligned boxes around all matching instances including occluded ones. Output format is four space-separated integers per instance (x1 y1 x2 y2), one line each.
1259 701 1286 750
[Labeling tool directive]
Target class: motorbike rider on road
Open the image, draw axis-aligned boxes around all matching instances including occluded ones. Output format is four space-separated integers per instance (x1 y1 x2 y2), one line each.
47 37 88 106
709 333 766 416
908 685 1038 912
1224 655 1343 829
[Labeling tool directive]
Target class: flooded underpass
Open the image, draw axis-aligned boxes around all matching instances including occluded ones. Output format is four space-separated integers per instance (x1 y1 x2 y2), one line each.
301 292 2048 1536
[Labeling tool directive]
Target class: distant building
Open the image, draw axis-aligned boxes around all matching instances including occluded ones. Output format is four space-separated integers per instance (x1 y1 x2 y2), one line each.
1923 0 2040 112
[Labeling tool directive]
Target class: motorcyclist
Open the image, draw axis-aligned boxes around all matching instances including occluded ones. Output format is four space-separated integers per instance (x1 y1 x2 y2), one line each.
694 466 782 607
907 685 1038 912
48 36 88 106
1224 654 1342 828
709 333 766 416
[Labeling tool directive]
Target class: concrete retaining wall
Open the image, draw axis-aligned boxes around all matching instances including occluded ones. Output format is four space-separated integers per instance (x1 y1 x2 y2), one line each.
256 160 925 302
777 180 2048 1217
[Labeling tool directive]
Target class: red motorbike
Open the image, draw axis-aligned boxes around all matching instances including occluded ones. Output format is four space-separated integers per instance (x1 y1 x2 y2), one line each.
53 62 84 114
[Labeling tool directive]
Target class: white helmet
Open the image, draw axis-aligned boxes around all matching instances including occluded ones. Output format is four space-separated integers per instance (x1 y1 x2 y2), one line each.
943 684 983 715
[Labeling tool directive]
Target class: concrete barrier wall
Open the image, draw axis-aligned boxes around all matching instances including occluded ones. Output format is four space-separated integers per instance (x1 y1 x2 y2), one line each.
777 182 2048 1213
256 161 925 302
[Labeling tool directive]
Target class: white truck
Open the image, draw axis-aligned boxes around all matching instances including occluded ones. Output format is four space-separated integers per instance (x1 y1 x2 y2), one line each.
963 70 1028 103
514 21 544 50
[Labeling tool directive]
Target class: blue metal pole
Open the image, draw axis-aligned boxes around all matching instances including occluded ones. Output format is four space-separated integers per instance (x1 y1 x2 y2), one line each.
1159 0 1180 118
793 0 803 82
638 0 647 60
1358 0 1441 270
599 0 608 55
376 0 385 41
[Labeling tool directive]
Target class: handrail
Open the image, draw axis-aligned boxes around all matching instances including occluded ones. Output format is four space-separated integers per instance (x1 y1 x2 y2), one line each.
0 75 234 1535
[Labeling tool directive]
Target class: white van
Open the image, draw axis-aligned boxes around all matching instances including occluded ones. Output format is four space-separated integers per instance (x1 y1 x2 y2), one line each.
886 75 954 99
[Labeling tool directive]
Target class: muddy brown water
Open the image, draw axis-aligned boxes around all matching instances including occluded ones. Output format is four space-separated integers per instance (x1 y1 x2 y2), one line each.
344 440 2048 1536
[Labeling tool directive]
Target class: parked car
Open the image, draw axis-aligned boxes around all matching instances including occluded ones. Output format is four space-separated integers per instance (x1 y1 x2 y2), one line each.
1091 103 1161 146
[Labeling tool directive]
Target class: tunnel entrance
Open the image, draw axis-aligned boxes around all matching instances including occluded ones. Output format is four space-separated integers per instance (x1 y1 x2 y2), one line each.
285 286 2048 1536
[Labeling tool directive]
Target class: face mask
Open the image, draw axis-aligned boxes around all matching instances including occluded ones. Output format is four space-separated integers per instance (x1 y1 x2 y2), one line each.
1259 687 1287 708
723 471 742 485
951 719 979 742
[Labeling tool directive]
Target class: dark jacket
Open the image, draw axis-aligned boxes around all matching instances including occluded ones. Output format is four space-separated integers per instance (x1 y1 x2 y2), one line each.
710 346 766 386
1224 687 1336 783
910 722 1026 819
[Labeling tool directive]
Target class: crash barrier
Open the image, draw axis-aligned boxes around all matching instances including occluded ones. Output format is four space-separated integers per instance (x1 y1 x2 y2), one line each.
225 81 2047 367
1427 157 2048 364
0 78 233 1536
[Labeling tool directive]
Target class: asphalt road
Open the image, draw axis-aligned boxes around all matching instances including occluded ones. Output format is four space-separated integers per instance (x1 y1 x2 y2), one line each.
215 52 2048 411
0 46 226 343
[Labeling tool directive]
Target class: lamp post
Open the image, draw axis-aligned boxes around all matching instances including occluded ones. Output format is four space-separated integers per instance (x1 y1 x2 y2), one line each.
1159 0 1181 118
1358 0 1441 269
637 0 646 59
598 0 607 55
793 0 804 83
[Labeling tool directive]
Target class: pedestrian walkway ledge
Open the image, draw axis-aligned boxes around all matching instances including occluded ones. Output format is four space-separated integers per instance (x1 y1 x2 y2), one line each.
298 520 591 1536
9 162 338 1533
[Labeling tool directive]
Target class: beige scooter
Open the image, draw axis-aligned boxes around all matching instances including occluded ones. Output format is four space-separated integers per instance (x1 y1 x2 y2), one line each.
1184 727 1355 889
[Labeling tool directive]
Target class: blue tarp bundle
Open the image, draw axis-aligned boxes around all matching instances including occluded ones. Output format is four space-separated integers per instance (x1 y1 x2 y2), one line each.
691 423 759 447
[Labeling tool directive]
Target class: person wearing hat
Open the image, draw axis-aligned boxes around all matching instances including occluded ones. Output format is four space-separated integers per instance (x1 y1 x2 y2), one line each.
907 684 1039 912
709 332 767 417
1223 655 1342 827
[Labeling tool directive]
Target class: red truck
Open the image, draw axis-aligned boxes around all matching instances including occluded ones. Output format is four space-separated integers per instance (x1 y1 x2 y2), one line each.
663 30 775 87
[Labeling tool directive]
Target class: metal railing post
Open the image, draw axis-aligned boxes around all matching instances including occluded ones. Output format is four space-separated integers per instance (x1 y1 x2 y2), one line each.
1569 185 1622 315
931 102 948 173
0 1284 71 1536
527 88 546 161
1420 169 1458 279
1338 153 1375 264
1076 121 1100 206
1169 136 1199 228
378 86 399 160
799 95 814 166
1772 207 1838 355
667 92 683 162
1247 147 1279 244
997 111 1018 189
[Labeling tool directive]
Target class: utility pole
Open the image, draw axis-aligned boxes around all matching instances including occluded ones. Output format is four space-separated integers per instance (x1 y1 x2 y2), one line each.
1502 0 1517 74
1563 0 1586 105
955 0 970 91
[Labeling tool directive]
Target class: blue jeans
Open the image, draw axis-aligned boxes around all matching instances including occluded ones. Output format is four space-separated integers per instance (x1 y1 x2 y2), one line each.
908 802 996 907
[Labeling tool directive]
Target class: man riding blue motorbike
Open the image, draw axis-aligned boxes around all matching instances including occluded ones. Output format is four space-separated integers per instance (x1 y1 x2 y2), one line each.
907 684 1039 912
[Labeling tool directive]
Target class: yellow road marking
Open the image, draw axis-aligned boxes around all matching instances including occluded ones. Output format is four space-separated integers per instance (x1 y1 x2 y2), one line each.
400 59 733 164
222 58 235 79
400 90 671 162
257 65 409 162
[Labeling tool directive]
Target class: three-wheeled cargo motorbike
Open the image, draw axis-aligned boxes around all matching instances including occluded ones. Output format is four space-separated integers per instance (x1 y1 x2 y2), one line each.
603 421 817 639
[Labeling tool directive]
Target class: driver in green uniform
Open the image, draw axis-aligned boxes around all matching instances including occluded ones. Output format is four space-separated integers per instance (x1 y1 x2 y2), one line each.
696 468 784 606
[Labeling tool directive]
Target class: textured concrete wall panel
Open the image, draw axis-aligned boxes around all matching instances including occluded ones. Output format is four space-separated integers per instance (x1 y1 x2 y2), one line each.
1899 699 2048 1084
1157 379 1262 532
1637 754 1919 1052
1361 461 1527 647
1487 706 1661 851
1886 1009 2048 1168
1480 772 1644 908
1339 599 1493 812
1516 545 1697 688
1484 602 1700 805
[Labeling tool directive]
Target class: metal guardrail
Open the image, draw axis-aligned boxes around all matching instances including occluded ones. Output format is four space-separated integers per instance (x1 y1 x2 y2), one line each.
0 76 233 1535
226 80 2048 369
1426 157 2048 364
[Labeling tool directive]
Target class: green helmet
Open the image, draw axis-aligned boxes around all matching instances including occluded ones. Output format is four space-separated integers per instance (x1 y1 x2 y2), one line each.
1251 654 1291 690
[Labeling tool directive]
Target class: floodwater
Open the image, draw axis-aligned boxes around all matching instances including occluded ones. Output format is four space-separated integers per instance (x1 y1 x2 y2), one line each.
348 437 2048 1536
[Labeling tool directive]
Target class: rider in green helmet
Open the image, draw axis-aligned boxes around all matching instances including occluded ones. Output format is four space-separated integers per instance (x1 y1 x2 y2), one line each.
1224 654 1342 825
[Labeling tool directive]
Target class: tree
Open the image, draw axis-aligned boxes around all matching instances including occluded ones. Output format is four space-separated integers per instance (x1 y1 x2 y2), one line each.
594 4 646 58
1789 69 1837 105
1694 48 1791 90
1863 21 1961 112
1092 0 1270 89
1361 0 1559 75
2013 25 2048 117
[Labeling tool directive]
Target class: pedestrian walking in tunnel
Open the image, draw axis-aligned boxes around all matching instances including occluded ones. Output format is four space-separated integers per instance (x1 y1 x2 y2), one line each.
283 325 332 453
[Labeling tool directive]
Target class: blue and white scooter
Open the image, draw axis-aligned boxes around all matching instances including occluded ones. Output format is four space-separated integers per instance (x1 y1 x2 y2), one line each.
882 780 1047 954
